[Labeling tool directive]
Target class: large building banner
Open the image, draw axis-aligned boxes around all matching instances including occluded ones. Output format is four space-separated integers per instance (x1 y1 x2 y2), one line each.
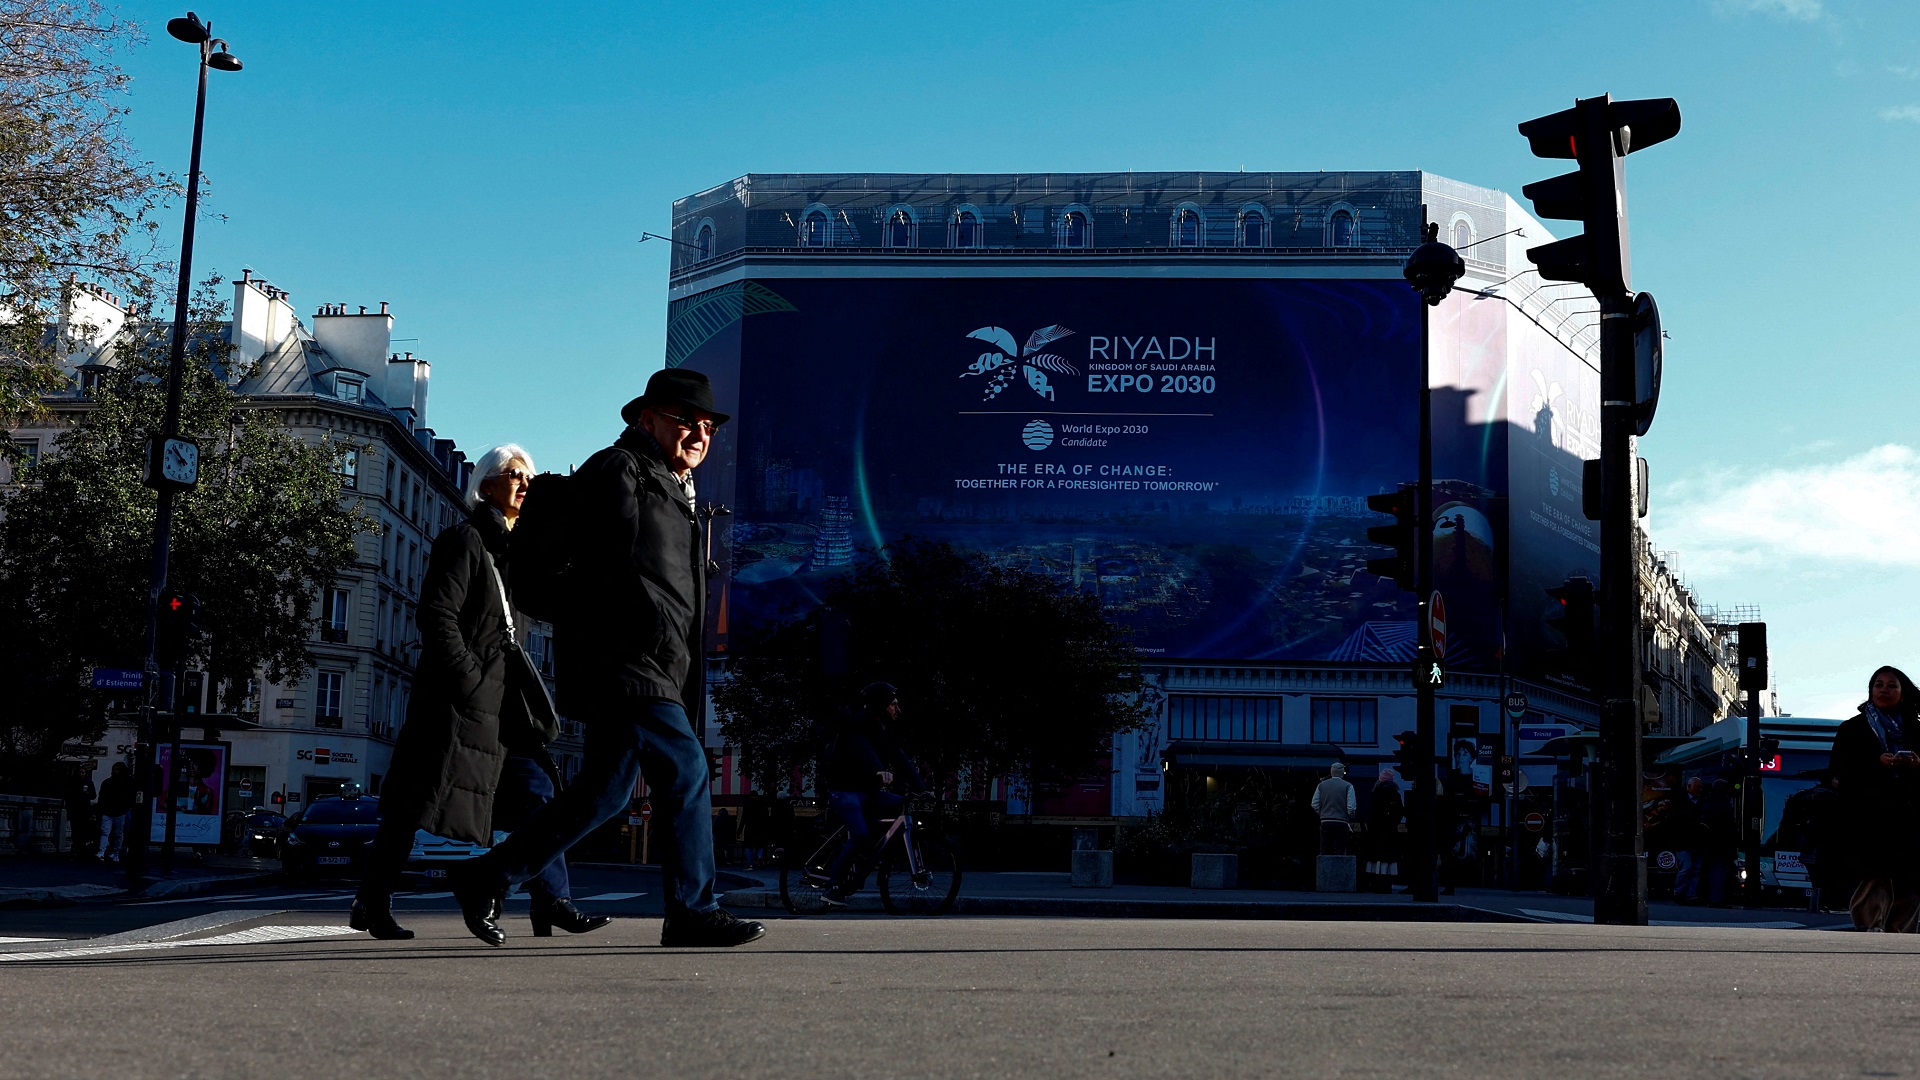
682 276 1490 664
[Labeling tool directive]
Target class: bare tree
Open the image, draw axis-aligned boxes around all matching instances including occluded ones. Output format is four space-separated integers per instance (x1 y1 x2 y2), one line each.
0 0 174 427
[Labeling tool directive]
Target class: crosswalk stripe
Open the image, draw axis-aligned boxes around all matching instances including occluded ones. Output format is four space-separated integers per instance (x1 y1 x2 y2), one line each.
0 924 354 963
576 892 646 902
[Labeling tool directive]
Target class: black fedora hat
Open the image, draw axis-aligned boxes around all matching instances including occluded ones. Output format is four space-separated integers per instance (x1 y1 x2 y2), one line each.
622 368 730 427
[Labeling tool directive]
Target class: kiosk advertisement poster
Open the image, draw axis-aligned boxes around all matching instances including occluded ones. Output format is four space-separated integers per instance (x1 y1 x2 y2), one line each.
151 742 227 844
682 276 1506 664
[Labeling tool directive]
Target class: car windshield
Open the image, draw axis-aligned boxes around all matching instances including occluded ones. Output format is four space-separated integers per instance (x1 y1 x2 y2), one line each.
299 799 380 825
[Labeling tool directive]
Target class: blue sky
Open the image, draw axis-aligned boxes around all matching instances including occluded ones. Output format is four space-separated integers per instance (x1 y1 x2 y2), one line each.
109 0 1918 718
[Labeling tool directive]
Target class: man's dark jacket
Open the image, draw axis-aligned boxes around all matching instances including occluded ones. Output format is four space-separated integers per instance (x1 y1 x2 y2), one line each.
552 429 705 718
381 507 534 844
97 773 133 816
822 714 925 794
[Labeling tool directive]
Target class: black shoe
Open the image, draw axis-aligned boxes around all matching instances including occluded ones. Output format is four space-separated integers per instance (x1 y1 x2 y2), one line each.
660 909 766 948
531 897 613 937
348 899 415 941
448 864 506 947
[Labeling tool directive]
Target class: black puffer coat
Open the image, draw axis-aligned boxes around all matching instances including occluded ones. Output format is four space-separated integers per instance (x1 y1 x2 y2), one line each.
554 429 706 717
380 507 532 844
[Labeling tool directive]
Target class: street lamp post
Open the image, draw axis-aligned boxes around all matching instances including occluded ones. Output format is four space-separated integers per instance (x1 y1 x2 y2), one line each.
1402 215 1465 903
126 12 240 886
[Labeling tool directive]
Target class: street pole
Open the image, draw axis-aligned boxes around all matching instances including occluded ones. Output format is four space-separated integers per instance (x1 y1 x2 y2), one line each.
1593 293 1647 926
1411 293 1438 903
128 15 239 888
1400 212 1461 904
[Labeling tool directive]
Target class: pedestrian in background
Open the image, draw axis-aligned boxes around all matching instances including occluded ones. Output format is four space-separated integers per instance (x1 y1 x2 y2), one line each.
1365 768 1403 892
95 762 132 861
351 444 610 943
1698 779 1740 906
1311 761 1356 856
451 371 765 949
1669 776 1706 903
1829 665 1920 932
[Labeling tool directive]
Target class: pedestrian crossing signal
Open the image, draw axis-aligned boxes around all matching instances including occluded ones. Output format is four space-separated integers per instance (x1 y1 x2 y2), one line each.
1414 658 1446 688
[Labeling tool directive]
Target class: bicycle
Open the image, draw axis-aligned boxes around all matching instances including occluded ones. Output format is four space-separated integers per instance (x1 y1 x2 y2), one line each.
778 797 961 915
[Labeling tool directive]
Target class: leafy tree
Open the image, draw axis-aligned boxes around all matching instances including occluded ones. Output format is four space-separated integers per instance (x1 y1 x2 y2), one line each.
0 280 369 782
714 539 1149 802
0 0 174 429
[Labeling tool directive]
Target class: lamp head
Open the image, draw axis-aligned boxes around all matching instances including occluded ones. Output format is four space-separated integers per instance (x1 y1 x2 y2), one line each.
1403 222 1466 307
208 43 242 71
166 12 209 44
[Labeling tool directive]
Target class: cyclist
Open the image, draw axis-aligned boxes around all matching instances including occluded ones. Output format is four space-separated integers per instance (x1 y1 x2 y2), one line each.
820 681 925 903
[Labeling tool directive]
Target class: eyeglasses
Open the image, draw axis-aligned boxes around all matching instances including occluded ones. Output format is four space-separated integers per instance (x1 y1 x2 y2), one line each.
494 468 533 485
656 410 717 438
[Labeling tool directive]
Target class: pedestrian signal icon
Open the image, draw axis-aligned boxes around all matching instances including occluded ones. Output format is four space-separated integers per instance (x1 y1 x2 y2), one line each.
1415 659 1446 688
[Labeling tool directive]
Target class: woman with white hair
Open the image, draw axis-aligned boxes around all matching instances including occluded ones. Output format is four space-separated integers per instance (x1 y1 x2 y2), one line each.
350 444 610 942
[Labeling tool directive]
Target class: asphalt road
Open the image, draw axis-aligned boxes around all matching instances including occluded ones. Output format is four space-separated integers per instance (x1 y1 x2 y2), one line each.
2 910 1914 1079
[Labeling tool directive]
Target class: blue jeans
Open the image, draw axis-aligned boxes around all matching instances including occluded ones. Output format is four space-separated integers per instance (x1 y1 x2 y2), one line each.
467 698 717 920
825 790 903 892
493 754 569 903
1673 849 1699 900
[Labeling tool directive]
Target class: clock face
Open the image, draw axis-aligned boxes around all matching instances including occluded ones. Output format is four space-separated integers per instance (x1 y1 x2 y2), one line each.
161 438 199 485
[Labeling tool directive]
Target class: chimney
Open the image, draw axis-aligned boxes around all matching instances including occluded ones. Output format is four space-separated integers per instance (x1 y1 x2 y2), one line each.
232 274 298 367
311 300 393 378
383 349 429 429
57 279 126 372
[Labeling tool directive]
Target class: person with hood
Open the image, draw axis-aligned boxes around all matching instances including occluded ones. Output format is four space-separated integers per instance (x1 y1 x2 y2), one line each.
1365 769 1403 893
350 445 610 942
820 681 925 903
1829 665 1920 931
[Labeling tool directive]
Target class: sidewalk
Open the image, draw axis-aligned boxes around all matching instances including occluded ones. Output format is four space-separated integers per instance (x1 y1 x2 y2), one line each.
0 853 278 908
721 868 1855 929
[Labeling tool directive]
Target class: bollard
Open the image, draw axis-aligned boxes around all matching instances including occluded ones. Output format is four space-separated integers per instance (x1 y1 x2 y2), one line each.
1191 852 1238 889
1316 854 1358 893
1072 849 1114 888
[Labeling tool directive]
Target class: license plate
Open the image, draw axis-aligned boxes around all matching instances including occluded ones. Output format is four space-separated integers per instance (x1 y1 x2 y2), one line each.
316 856 351 865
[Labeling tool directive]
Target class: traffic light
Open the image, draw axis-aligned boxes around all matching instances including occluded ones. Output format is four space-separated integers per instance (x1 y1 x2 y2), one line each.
1544 576 1598 681
1393 730 1422 775
1517 94 1681 297
1737 622 1768 692
156 591 201 667
1364 485 1417 591
271 791 285 806
179 670 205 716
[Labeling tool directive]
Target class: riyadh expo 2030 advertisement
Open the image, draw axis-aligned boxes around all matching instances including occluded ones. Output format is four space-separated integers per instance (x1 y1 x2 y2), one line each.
684 276 1507 665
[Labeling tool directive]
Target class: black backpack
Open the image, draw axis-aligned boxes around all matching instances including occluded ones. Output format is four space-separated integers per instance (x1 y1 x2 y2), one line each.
509 447 633 623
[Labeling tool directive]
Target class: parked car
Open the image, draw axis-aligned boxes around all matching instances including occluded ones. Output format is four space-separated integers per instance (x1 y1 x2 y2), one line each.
222 807 288 858
280 796 381 882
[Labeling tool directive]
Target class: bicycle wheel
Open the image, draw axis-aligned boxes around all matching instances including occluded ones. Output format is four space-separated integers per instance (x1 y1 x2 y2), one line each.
778 827 844 915
878 831 961 915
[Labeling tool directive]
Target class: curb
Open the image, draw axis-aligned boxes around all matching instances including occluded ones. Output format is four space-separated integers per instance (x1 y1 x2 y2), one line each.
0 883 123 910
720 886 1527 923
130 872 280 903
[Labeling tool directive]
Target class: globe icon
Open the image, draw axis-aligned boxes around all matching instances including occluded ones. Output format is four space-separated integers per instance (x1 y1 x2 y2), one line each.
1022 419 1054 451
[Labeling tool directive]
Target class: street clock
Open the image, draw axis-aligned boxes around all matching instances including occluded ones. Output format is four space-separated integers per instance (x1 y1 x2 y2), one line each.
143 434 200 489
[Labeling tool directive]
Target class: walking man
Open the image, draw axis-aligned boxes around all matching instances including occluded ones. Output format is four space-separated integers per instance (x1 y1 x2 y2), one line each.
451 369 764 948
96 762 133 861
1311 761 1357 856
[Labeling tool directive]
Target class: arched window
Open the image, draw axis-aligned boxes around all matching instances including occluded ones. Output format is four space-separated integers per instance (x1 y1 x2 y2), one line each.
1174 208 1200 248
953 209 980 249
1329 209 1355 247
1452 220 1473 250
1240 210 1266 248
802 210 829 247
887 209 914 249
696 224 714 260
1062 211 1089 248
